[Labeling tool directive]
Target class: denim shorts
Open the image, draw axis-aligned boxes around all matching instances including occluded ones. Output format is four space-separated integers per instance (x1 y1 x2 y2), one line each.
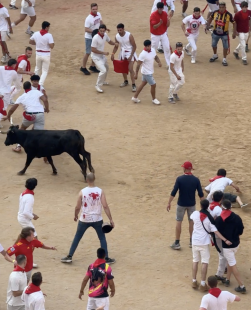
176 205 195 221
142 74 156 85
211 33 229 49
85 38 92 54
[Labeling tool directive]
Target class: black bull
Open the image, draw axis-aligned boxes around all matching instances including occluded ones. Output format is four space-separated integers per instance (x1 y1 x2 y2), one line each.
2 126 95 179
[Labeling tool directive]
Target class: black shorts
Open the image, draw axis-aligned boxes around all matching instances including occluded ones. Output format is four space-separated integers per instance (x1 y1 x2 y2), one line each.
223 192 237 203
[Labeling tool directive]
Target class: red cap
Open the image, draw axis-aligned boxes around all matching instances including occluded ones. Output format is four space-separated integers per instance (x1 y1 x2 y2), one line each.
181 161 193 169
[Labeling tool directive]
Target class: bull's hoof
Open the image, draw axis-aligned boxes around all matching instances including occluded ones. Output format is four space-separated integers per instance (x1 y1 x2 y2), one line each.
52 171 57 175
17 171 25 175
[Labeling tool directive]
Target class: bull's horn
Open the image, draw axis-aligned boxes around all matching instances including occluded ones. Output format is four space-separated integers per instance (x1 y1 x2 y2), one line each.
0 130 9 134
10 117 14 125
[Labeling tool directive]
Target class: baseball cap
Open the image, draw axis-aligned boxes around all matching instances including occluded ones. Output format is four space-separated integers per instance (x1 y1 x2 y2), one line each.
181 161 193 169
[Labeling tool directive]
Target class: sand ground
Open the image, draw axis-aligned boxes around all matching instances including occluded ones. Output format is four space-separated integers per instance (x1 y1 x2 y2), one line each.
1 0 251 309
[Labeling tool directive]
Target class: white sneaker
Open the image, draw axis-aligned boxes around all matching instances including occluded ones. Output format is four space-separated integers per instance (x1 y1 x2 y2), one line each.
182 13 187 17
191 57 196 64
33 263 38 268
102 81 109 85
95 86 103 93
152 98 160 105
131 97 140 103
1 55 7 63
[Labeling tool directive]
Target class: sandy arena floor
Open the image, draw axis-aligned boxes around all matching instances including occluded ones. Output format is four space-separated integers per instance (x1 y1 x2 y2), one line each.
0 0 251 309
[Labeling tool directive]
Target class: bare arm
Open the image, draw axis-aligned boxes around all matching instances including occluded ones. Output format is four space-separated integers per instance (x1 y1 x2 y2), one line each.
91 47 108 55
206 16 213 29
235 296 241 301
153 20 163 29
181 59 184 72
181 23 186 34
129 34 137 59
12 290 23 297
101 191 114 227
41 245 57 250
108 279 115 297
199 308 207 310
6 17 12 34
134 60 143 79
49 43 54 49
231 0 238 12
79 275 89 300
154 55 162 67
29 39 36 45
231 182 240 192
215 231 232 245
6 104 19 121
108 40 117 46
74 191 82 221
40 95 49 113
170 62 180 78
111 38 119 55
167 195 175 211
17 67 34 76
1 250 16 264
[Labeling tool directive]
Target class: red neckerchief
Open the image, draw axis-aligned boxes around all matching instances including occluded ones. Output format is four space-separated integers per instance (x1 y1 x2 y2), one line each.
90 11 97 17
4 66 15 70
193 14 201 19
0 3 4 8
40 29 48 36
161 0 167 5
93 258 106 267
13 265 25 273
25 89 32 93
210 201 221 211
174 50 182 58
209 175 223 182
221 209 232 221
144 48 151 53
37 85 41 90
22 189 34 196
98 32 104 38
25 283 41 294
200 213 207 221
209 288 222 298
15 55 31 72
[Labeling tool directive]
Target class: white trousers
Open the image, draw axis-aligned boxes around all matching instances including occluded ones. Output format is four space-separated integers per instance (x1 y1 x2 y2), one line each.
10 76 22 101
18 217 37 237
0 93 10 121
186 34 199 58
235 32 249 60
215 237 227 277
92 56 109 87
87 297 109 310
35 55 51 86
10 0 16 5
151 33 170 67
168 71 185 98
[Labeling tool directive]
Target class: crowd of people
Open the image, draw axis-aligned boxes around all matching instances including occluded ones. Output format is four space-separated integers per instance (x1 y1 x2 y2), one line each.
0 0 250 309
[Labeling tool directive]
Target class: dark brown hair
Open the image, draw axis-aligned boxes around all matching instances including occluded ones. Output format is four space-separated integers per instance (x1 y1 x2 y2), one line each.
208 276 218 288
15 227 35 244
91 3 98 8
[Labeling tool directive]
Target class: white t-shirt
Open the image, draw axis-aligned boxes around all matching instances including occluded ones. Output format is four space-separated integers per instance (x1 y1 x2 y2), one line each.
91 33 110 60
7 271 27 306
0 243 4 252
21 0 35 7
190 210 217 246
208 205 222 218
15 90 44 113
18 193 34 222
200 291 236 310
0 7 9 32
0 66 19 94
31 85 45 92
138 48 156 75
79 186 103 223
17 59 27 81
205 177 233 202
22 288 45 310
151 0 175 14
85 12 102 39
182 14 205 36
30 31 54 56
169 51 184 74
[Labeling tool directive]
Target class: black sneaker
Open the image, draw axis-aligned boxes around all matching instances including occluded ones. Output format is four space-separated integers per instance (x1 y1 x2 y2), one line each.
233 52 240 59
80 67 90 75
157 48 164 53
209 56 218 62
222 278 230 287
9 4 18 9
215 275 226 281
235 286 246 294
105 257 116 264
242 59 248 65
89 66 100 73
61 255 72 263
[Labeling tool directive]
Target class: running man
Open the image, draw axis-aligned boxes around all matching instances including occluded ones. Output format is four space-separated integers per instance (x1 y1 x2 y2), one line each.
0 2 12 64
182 7 207 63
91 24 117 93
29 21 54 86
168 42 185 103
131 39 162 105
11 0 37 35
111 23 137 92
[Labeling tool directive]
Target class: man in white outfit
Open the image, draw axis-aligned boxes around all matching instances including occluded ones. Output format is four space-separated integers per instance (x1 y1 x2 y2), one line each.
182 7 206 63
7 255 27 310
0 59 19 125
29 21 54 86
91 24 117 93
18 178 39 238
168 42 185 103
0 2 13 63
0 243 17 263
22 272 45 310
111 23 137 92
61 172 115 264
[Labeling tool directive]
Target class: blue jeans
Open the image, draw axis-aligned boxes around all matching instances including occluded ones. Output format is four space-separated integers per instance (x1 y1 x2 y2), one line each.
211 33 229 49
69 220 108 257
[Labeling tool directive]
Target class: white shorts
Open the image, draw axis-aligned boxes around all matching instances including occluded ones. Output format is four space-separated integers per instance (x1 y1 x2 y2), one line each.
192 244 210 263
207 2 219 12
21 6 36 16
87 297 109 310
0 31 8 42
119 51 137 61
223 246 239 266
18 218 37 237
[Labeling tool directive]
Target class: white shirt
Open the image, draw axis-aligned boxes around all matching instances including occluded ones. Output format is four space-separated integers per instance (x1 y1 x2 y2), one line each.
17 59 28 81
30 31 54 56
190 210 217 246
205 177 233 203
0 243 4 252
208 205 222 218
31 85 45 92
7 271 27 306
138 48 156 75
169 51 184 74
21 0 35 7
182 15 205 36
15 90 44 113
91 33 110 60
0 66 19 94
22 288 45 310
79 186 103 223
18 193 34 222
85 12 102 39
0 7 9 31
200 291 236 310
151 0 175 14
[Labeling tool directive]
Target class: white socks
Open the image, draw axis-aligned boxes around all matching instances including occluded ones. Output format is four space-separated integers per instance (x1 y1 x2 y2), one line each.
201 281 206 286
11 22 16 27
192 279 197 283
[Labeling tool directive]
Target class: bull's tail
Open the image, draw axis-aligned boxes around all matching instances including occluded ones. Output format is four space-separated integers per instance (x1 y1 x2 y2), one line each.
76 131 95 173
